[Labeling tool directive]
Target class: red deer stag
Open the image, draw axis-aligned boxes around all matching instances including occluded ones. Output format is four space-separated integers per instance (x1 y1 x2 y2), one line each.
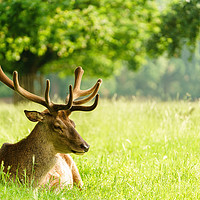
0 66 102 189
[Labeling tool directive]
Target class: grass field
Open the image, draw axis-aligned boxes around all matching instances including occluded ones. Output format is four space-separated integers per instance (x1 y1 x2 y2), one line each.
1 99 200 199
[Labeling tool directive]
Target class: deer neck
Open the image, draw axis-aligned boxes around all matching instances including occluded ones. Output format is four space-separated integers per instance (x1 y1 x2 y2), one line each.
24 122 57 167
5 123 57 186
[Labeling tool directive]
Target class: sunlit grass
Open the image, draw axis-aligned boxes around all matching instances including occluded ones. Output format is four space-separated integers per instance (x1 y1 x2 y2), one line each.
1 99 200 199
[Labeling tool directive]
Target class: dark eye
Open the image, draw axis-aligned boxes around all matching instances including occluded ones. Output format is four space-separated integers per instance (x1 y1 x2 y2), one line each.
53 123 62 132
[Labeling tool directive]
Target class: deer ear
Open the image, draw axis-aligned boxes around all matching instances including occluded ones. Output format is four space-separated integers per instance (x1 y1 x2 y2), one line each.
24 110 44 122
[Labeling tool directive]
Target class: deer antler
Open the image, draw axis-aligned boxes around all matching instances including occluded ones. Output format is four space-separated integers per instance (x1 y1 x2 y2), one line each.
67 67 102 112
0 66 102 114
0 66 73 113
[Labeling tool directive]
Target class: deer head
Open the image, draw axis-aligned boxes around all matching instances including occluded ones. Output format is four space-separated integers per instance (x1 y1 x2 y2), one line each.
0 66 102 155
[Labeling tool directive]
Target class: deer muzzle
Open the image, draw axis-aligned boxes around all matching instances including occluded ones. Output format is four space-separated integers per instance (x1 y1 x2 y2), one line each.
80 143 90 152
71 142 90 155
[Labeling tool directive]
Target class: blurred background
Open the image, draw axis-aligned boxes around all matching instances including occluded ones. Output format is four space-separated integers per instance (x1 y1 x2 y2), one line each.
0 0 199 103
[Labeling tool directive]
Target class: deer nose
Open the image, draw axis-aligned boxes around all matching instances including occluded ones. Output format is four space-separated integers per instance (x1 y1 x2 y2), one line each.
80 143 90 152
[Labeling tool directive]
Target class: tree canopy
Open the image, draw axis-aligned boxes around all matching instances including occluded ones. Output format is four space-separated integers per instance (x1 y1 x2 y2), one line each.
0 0 199 78
147 0 200 57
0 0 159 76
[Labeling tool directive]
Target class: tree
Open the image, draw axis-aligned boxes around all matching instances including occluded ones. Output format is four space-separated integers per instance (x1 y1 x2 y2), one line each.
114 43 200 100
0 1 159 81
147 0 200 57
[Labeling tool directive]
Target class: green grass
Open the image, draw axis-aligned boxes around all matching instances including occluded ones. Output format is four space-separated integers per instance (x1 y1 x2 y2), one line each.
1 99 200 199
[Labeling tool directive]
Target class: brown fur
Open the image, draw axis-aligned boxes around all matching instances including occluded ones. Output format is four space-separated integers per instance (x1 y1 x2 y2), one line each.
0 110 87 188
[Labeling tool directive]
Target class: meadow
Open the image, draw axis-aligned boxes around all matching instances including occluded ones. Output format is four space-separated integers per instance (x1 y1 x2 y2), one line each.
1 99 200 199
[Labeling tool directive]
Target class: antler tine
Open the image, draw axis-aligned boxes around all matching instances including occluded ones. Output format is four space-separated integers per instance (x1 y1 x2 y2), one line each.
70 94 99 112
13 72 74 112
64 85 73 109
67 66 102 105
73 66 84 97
45 80 51 106
53 85 73 111
0 66 49 108
13 71 48 108
73 80 102 105
0 66 15 90
64 66 102 113
44 79 57 113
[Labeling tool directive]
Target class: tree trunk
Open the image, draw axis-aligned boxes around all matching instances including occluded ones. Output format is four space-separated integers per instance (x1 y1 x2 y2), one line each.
14 73 44 104
13 49 55 104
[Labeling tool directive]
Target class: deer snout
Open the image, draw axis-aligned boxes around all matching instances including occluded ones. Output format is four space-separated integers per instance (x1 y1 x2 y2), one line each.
80 143 90 152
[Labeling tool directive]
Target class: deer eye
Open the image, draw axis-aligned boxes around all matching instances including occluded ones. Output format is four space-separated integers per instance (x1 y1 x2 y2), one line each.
53 123 62 132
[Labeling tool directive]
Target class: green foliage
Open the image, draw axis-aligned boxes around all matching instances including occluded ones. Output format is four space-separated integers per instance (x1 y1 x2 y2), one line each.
0 0 48 57
0 0 160 76
1 100 200 199
38 45 200 101
0 0 198 85
147 0 200 57
115 44 200 100
1 45 199 100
